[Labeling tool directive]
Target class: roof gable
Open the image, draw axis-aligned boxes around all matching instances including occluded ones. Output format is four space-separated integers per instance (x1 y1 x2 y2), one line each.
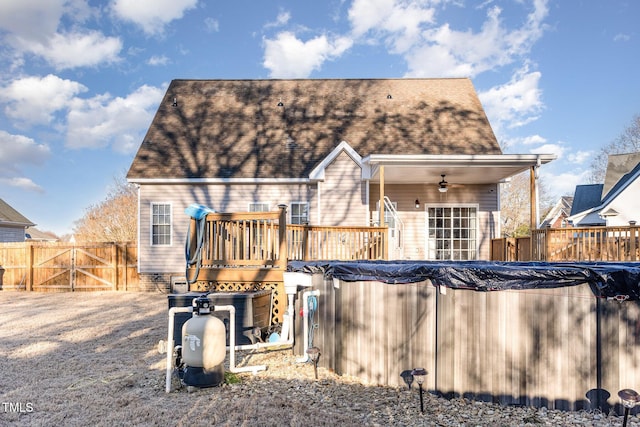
0 198 35 227
127 78 501 181
570 184 603 216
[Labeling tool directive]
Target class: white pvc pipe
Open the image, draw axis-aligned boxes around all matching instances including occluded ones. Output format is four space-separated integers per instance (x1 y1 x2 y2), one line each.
296 289 320 363
165 306 193 393
215 305 267 374
165 294 299 392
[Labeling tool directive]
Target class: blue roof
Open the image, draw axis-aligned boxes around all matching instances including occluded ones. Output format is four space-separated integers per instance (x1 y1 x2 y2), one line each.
570 184 603 216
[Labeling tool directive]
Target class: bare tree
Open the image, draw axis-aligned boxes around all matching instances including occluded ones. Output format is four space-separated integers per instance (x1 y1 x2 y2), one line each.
500 171 554 237
73 173 137 242
590 114 640 183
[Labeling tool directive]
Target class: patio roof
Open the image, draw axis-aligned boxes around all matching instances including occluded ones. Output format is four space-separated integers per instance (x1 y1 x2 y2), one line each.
362 153 557 184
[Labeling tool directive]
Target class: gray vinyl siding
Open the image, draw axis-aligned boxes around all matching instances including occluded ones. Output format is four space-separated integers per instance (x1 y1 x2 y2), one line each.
0 226 25 242
319 151 367 226
369 183 499 260
138 183 317 273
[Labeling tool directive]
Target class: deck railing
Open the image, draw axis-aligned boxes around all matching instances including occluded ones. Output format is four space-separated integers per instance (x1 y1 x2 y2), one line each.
187 207 389 283
288 225 388 261
492 225 639 261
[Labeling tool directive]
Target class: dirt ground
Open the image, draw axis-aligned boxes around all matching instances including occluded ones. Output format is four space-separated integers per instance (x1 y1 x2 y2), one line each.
0 291 628 427
0 291 416 427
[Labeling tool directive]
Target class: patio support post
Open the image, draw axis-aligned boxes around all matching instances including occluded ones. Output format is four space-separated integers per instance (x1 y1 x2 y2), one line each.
630 221 637 261
529 165 537 259
379 165 385 227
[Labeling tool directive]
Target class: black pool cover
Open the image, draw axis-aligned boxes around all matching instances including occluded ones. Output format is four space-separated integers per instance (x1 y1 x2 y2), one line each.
287 260 640 300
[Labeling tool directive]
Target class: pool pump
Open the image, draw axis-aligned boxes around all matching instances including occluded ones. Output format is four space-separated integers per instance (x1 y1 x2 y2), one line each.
179 295 226 388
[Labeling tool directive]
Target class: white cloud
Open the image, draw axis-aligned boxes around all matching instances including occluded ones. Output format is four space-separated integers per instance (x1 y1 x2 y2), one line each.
543 169 590 198
399 1 548 78
265 11 291 29
520 134 546 145
1 74 87 125
148 55 170 66
204 17 219 33
18 31 122 70
568 150 594 164
0 0 65 43
0 1 118 70
112 0 198 35
479 66 543 134
530 143 564 158
263 32 353 78
614 33 631 42
348 0 435 53
0 131 51 182
0 177 44 193
66 84 164 153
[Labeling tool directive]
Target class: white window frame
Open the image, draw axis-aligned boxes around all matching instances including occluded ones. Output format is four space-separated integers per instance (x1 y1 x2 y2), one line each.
249 202 270 212
150 202 172 246
425 204 479 261
290 202 309 225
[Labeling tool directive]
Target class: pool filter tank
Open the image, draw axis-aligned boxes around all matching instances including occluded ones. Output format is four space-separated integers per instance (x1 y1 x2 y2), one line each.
181 295 226 387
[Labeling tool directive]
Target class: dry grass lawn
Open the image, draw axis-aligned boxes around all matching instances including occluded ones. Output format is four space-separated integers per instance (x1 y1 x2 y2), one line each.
0 291 414 427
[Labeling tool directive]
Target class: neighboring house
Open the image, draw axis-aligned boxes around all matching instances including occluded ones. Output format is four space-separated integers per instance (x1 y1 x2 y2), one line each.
127 78 555 288
540 196 573 228
0 198 35 242
568 153 640 227
25 228 59 242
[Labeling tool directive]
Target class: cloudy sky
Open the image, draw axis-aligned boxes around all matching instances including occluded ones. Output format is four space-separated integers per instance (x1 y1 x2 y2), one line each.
0 0 638 235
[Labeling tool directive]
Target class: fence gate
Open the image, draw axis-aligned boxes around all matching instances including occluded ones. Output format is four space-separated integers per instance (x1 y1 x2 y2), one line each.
33 244 116 291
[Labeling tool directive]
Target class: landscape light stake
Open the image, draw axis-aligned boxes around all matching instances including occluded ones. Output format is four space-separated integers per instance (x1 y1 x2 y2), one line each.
411 368 428 413
400 370 414 390
307 347 321 380
619 388 640 427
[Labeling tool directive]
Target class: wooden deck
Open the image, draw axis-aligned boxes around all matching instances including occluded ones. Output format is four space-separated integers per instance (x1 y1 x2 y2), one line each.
491 225 640 262
186 206 388 323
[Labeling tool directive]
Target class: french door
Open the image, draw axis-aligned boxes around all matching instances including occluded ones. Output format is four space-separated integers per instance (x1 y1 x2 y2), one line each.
426 206 478 260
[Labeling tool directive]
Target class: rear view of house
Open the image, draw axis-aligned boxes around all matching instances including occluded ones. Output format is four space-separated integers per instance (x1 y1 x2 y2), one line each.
127 78 554 289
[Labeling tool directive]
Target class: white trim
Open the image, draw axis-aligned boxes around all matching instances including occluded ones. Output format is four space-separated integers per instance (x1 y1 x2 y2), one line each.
289 201 310 224
424 203 480 261
249 202 271 212
150 202 173 247
309 140 364 181
317 182 322 224
568 167 640 223
363 153 556 166
128 177 310 184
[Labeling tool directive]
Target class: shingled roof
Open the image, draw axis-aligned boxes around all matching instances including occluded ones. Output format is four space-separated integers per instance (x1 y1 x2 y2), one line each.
0 198 35 227
127 78 501 180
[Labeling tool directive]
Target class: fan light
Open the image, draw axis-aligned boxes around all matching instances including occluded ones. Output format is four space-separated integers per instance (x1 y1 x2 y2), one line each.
438 174 448 193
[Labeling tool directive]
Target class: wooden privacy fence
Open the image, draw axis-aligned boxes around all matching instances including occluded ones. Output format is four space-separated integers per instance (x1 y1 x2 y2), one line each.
0 242 138 292
490 237 531 261
306 275 640 413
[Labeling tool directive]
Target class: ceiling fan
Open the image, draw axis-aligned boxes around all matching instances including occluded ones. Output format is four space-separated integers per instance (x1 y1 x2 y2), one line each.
438 174 448 193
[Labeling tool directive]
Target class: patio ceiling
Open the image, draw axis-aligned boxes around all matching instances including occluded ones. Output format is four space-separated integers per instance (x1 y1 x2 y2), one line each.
363 154 557 184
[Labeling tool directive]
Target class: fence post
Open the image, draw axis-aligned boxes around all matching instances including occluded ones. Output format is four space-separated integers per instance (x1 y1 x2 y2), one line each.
26 243 33 291
278 205 288 266
112 243 118 291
